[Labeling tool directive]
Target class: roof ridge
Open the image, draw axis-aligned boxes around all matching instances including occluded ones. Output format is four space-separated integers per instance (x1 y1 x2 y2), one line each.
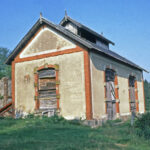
5 17 147 72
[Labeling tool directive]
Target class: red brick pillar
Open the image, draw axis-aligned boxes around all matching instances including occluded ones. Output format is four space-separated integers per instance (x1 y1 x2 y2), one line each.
54 64 60 111
34 73 39 110
103 71 107 114
114 75 120 117
135 80 139 112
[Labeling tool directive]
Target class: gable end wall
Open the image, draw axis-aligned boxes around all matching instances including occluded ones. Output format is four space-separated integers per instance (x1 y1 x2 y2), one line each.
14 50 86 119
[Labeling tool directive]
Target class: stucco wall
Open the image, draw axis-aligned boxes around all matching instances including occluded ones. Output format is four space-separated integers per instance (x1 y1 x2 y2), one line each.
15 51 86 119
90 59 105 119
20 26 76 58
138 81 145 113
90 51 145 119
118 77 130 115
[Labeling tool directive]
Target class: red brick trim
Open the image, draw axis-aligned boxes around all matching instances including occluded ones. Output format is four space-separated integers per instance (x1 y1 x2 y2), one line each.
34 64 60 110
103 71 107 114
12 46 85 117
142 80 146 112
12 61 15 117
84 50 92 120
14 47 83 63
34 73 39 110
135 80 139 112
12 30 94 119
114 75 120 114
128 78 131 112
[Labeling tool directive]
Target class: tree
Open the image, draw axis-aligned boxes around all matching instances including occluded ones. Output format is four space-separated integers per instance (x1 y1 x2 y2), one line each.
0 47 11 79
144 79 150 111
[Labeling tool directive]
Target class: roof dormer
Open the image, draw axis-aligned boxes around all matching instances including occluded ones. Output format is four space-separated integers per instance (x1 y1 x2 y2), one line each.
60 15 114 50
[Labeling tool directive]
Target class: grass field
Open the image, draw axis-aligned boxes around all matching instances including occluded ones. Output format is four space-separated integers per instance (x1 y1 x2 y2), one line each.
0 116 150 150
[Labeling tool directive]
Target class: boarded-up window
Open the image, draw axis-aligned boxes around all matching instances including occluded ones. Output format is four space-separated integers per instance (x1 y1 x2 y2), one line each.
38 68 57 110
105 69 116 120
129 76 136 112
105 69 116 101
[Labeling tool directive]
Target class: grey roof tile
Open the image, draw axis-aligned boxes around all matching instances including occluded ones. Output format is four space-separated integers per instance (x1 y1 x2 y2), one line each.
5 17 147 72
60 16 115 45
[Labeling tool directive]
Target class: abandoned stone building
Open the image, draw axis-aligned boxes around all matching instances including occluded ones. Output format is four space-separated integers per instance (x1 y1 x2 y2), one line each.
4 14 146 120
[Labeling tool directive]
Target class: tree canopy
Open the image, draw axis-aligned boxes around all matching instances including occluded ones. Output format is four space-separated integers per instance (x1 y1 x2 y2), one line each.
144 79 150 111
0 47 11 79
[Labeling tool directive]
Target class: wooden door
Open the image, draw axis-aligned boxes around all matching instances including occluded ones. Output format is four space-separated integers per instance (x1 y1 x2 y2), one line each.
38 69 57 111
106 81 116 120
105 69 116 120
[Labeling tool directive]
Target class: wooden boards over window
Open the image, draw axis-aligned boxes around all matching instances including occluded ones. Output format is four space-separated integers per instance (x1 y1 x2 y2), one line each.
105 69 116 120
128 76 139 113
38 68 57 110
34 64 60 113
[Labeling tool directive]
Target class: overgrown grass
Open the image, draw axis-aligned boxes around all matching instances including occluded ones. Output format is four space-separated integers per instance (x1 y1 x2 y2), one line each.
0 116 150 150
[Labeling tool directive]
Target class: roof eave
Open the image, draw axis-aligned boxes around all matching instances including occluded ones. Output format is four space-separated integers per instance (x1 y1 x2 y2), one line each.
6 17 147 73
91 47 148 73
5 19 42 65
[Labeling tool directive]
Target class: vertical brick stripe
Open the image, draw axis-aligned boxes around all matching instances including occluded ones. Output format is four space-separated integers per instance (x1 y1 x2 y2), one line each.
128 79 131 112
142 80 146 112
84 50 92 120
135 80 139 112
114 75 120 114
103 71 107 114
34 73 39 110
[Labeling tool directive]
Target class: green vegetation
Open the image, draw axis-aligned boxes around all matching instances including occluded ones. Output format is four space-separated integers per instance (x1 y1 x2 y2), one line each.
144 80 150 111
0 47 149 149
0 47 11 79
134 112 150 139
0 116 150 150
0 94 4 100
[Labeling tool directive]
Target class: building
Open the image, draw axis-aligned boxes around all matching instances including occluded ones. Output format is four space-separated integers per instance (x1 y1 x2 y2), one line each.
5 14 146 120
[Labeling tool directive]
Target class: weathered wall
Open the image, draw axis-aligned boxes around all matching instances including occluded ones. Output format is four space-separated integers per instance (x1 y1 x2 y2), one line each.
90 51 145 119
15 51 86 119
90 59 105 119
0 78 12 108
138 81 145 113
20 26 76 58
118 77 130 115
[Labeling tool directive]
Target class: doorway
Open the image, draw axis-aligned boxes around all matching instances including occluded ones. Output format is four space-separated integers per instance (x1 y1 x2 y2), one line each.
38 68 57 116
105 69 116 120
129 76 136 113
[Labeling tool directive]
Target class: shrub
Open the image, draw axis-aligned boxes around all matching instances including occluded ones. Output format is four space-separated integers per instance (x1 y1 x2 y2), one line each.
134 112 150 139
0 94 3 100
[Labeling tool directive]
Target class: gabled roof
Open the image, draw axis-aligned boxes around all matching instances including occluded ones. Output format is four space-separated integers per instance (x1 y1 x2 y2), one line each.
5 17 147 72
60 15 115 45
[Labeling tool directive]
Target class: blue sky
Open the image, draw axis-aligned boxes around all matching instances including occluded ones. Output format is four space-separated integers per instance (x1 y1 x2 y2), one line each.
0 0 150 80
